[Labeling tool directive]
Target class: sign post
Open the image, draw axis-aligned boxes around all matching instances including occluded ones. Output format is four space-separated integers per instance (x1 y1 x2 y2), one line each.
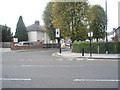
87 25 93 57
88 31 93 57
56 29 61 53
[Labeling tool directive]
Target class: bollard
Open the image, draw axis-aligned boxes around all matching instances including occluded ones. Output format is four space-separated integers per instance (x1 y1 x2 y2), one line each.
60 47 61 53
82 48 84 56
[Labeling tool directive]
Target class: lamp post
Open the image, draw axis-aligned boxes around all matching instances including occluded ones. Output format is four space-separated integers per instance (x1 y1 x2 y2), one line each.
87 26 93 57
105 0 108 54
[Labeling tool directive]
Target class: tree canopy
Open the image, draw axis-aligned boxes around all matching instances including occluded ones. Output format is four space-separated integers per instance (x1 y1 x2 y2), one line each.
2 25 13 42
52 2 90 42
90 5 107 42
43 2 107 43
14 16 28 41
43 2 56 40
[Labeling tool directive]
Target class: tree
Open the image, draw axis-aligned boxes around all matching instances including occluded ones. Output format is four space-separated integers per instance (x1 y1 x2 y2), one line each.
43 2 56 41
90 5 107 42
52 2 90 42
14 16 28 41
2 25 13 42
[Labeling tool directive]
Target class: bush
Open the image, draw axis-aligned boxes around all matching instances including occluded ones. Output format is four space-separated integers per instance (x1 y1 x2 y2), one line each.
72 42 120 54
43 44 59 48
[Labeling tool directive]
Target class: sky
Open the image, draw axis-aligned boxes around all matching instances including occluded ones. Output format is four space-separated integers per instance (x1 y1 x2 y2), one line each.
0 0 119 35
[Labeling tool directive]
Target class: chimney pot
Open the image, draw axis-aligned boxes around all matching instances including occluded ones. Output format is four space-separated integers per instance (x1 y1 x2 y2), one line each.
35 21 39 25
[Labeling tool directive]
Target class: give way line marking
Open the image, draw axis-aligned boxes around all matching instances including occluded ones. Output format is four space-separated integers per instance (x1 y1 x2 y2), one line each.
74 79 120 82
0 78 31 81
21 65 83 67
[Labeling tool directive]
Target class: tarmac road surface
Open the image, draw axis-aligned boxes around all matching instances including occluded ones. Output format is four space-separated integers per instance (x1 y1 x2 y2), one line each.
2 49 119 88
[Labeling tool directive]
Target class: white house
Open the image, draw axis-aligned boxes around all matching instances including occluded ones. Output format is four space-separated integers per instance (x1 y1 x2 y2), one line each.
27 21 50 44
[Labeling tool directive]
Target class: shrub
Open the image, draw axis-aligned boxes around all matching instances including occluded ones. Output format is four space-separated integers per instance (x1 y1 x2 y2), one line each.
72 42 120 54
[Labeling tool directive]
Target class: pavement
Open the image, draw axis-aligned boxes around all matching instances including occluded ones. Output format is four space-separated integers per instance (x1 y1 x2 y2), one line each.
1 48 119 59
52 50 120 59
0 48 28 52
0 48 54 52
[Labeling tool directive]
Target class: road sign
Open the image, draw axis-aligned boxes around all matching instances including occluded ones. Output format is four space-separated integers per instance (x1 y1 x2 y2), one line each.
56 29 60 37
13 38 18 42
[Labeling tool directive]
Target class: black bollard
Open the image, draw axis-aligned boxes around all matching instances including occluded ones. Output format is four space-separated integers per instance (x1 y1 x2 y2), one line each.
82 48 84 56
60 47 61 53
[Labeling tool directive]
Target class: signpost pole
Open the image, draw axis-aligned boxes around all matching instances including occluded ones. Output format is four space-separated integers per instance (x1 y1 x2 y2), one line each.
56 29 61 53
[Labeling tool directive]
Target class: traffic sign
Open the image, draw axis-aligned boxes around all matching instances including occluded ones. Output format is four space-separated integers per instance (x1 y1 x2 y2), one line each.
56 29 60 37
13 38 18 42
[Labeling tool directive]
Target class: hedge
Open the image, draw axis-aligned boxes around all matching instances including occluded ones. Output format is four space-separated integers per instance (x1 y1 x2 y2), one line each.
72 42 120 54
43 44 59 48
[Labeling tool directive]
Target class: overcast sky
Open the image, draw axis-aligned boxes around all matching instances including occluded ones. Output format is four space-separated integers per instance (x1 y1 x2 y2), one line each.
0 0 119 35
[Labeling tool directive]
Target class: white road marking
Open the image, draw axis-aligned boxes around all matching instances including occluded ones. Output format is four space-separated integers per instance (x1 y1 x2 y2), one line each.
76 59 84 61
69 59 74 61
0 78 31 81
74 79 120 82
87 59 95 61
59 59 64 61
21 65 83 67
59 58 117 61
95 59 119 62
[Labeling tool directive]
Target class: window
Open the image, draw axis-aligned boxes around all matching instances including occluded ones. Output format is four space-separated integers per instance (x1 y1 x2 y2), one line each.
42 32 44 37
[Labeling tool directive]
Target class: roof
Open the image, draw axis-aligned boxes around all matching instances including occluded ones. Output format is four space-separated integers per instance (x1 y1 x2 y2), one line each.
27 21 46 32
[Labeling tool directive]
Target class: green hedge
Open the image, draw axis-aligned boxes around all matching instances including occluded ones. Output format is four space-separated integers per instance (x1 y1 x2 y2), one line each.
72 42 120 54
43 44 59 48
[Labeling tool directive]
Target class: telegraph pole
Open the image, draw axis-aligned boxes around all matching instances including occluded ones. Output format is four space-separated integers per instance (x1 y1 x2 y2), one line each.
105 0 108 54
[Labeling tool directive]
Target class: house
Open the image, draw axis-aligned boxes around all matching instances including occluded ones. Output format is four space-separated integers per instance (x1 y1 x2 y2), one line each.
111 27 120 41
27 21 50 44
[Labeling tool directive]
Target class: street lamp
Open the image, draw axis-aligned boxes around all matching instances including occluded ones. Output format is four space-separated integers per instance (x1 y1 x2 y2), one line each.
105 0 108 54
87 26 93 57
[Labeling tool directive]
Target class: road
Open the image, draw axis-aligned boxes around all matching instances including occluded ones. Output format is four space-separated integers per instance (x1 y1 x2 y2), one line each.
2 49 119 88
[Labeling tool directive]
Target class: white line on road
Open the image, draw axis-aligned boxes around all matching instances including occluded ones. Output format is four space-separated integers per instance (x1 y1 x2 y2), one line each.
69 59 74 61
0 78 31 81
76 59 84 61
74 79 120 82
87 59 95 61
21 65 83 67
59 59 64 61
60 58 119 61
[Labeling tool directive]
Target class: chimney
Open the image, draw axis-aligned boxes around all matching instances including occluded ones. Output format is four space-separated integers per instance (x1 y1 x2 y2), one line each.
35 21 40 25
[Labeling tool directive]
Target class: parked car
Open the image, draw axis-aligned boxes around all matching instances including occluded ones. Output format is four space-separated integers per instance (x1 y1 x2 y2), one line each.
65 43 70 46
15 42 33 46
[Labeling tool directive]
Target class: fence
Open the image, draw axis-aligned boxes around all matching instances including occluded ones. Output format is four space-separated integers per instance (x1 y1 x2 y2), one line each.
1 42 11 48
